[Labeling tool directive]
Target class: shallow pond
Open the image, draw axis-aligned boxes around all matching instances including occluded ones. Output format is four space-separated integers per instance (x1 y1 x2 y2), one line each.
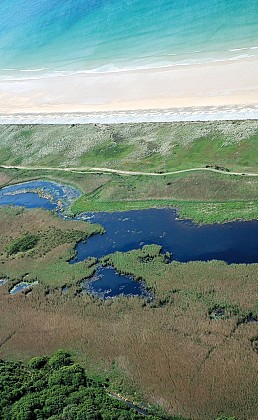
0 279 8 286
82 266 150 300
1 180 258 298
9 281 38 295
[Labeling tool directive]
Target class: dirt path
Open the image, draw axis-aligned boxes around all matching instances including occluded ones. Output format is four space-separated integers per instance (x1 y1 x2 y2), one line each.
1 164 257 177
107 391 149 416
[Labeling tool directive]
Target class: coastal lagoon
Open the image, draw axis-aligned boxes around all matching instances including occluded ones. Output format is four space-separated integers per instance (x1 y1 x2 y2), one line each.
72 209 258 264
1 180 257 419
1 180 258 298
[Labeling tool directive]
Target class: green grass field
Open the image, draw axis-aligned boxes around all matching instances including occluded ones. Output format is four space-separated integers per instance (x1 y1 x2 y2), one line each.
1 121 258 223
2 165 258 223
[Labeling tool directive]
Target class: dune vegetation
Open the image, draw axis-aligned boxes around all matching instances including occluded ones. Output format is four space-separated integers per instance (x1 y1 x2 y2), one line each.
1 121 258 173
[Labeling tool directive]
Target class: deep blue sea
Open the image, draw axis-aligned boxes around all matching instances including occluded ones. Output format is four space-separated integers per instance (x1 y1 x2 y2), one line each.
0 0 258 79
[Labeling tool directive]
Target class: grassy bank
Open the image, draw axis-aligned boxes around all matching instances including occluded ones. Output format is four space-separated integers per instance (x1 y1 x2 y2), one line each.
1 121 258 173
72 196 258 224
2 166 258 223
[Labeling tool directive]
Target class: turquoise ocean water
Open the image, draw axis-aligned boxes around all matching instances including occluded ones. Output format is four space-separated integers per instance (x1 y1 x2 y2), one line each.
0 0 258 79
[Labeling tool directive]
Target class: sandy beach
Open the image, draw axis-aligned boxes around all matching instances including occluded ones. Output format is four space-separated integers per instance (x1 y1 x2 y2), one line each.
0 56 258 121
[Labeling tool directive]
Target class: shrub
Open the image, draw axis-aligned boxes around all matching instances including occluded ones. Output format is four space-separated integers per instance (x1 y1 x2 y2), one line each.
7 234 39 255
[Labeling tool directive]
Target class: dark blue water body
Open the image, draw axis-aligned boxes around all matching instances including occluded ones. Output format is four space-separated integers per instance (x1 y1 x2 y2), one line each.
0 180 80 211
82 266 150 300
0 191 55 210
72 209 258 265
2 180 258 298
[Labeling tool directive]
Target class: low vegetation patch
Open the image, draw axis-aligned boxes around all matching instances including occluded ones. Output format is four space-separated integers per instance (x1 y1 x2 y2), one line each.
0 207 103 288
6 233 39 255
1 121 258 172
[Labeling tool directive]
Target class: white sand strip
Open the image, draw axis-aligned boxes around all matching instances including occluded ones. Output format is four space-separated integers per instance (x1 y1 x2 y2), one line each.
0 56 258 121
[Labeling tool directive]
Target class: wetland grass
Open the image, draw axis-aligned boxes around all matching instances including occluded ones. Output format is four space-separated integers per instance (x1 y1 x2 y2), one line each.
0 244 257 419
0 207 102 288
1 122 258 418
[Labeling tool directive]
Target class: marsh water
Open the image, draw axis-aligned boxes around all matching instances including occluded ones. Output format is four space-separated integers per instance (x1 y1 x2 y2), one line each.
1 180 258 298
0 279 7 286
0 180 80 211
72 209 258 264
81 266 150 300
9 281 38 295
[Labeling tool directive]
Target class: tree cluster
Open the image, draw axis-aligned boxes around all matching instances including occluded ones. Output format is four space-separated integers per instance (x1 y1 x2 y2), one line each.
0 350 158 419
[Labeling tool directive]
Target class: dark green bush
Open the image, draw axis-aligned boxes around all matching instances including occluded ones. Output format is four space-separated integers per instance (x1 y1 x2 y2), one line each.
7 234 39 255
0 350 184 419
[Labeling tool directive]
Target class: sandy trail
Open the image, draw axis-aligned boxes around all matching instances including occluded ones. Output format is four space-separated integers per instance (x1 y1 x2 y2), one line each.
1 164 257 177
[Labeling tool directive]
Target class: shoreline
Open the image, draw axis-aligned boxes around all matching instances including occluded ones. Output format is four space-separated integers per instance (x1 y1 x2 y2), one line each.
1 106 258 124
0 56 258 122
